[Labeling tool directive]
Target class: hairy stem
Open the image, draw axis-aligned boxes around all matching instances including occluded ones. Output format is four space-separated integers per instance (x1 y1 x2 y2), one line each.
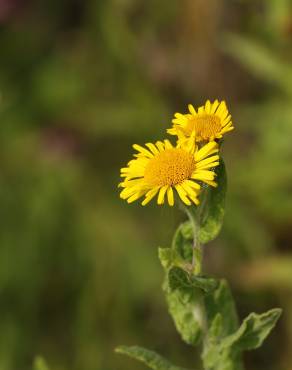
183 205 201 273
181 198 210 350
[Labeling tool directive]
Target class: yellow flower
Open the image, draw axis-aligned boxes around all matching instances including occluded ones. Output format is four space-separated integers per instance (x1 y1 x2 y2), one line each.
119 140 219 206
168 100 234 142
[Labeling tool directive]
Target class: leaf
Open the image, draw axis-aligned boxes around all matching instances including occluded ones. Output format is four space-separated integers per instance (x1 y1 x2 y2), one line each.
168 267 218 294
158 248 173 269
115 345 190 370
33 357 49 370
160 231 202 346
202 305 282 370
166 286 202 345
208 313 223 340
221 308 282 351
202 349 243 370
158 223 193 272
158 248 182 270
201 281 244 370
168 267 192 290
205 279 239 338
166 267 218 346
180 221 193 240
198 160 227 245
170 161 226 252
191 276 219 294
171 223 193 262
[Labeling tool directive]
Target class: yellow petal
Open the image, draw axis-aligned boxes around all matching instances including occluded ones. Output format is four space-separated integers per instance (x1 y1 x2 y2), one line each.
141 187 159 206
191 170 215 181
127 191 145 203
145 143 159 155
198 106 205 114
175 185 191 205
189 194 200 205
155 141 165 151
181 182 199 199
157 185 168 205
210 100 219 114
188 104 196 115
133 144 153 158
205 100 211 113
164 139 173 149
196 155 220 169
203 180 217 187
184 179 200 190
195 141 219 162
167 186 174 206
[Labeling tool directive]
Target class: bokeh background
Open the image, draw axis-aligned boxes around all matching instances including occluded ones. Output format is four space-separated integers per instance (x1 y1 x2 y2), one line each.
0 0 291 369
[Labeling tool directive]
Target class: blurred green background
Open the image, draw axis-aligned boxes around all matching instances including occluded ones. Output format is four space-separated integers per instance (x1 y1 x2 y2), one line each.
0 0 291 369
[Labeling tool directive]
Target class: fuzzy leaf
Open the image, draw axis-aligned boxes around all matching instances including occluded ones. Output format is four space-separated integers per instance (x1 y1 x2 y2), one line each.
208 313 223 340
115 345 190 370
166 286 202 345
158 248 182 270
168 267 218 294
166 267 218 345
205 279 239 338
202 305 282 370
158 248 173 269
168 267 192 290
221 308 282 351
198 160 227 245
171 223 193 262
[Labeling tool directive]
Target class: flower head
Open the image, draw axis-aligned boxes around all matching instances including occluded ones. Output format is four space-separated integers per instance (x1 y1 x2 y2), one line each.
168 100 234 143
119 139 219 206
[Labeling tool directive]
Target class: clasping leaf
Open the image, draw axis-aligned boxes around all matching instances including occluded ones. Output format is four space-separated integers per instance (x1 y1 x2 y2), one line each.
168 267 218 295
116 345 192 370
221 308 282 351
198 160 227 245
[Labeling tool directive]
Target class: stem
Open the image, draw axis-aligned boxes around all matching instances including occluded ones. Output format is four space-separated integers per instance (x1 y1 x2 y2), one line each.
180 199 209 347
181 203 203 275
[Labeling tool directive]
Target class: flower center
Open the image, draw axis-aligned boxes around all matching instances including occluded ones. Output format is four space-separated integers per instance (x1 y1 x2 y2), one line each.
144 148 195 186
186 114 221 140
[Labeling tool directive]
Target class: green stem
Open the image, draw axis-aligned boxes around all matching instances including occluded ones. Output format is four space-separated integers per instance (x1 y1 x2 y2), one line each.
181 194 206 275
181 199 209 350
183 206 201 273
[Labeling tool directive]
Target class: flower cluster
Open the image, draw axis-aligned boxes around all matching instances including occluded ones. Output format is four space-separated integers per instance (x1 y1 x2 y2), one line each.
119 100 233 206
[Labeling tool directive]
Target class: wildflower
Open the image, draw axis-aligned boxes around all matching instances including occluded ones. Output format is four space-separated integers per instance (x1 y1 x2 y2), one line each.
119 140 219 206
168 100 233 142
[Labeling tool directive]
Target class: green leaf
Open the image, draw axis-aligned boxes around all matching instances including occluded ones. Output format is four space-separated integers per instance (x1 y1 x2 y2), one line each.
222 308 282 351
158 248 173 269
158 223 193 272
160 230 203 346
202 305 282 370
191 276 219 294
208 313 223 340
172 161 226 251
166 286 202 345
166 267 218 346
115 345 190 370
171 223 193 262
198 160 227 245
158 248 182 270
33 357 49 370
202 349 243 370
205 279 239 338
180 221 193 240
168 267 192 290
168 267 218 294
